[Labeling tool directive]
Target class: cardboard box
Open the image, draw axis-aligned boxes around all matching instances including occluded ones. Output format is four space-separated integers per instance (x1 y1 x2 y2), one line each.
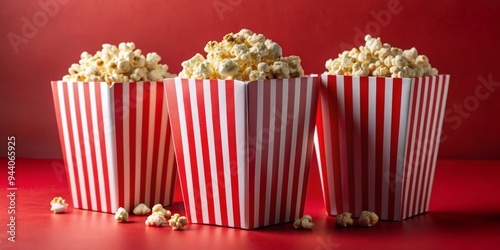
164 76 319 229
51 81 177 213
315 74 450 221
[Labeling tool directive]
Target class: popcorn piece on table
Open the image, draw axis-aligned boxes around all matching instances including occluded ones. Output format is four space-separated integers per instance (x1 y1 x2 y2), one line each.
133 203 151 215
145 213 166 227
335 212 354 228
358 211 379 227
62 42 176 84
325 35 438 78
168 213 189 231
151 204 171 218
50 197 68 214
114 207 129 223
293 214 314 230
179 29 305 81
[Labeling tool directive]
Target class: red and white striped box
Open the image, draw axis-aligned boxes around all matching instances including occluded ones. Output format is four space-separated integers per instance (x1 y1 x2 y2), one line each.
51 81 177 213
164 76 319 229
315 74 450 221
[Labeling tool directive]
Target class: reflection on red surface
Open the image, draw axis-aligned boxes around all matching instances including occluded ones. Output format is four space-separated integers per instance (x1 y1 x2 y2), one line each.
0 158 499 249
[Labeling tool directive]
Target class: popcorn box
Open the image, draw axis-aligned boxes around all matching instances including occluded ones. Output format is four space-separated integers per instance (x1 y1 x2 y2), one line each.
164 76 319 229
315 74 450 221
51 81 177 213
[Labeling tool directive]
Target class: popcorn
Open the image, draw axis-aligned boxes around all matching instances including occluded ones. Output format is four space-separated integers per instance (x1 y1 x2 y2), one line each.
293 214 314 230
114 207 129 223
335 212 354 227
62 42 176 84
179 29 305 81
358 211 379 227
168 213 189 231
50 197 68 214
132 203 151 215
145 213 166 227
151 204 171 218
325 35 438 78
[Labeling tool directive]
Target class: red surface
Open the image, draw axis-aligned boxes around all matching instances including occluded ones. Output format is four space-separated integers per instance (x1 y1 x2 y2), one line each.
1 158 499 249
1 0 500 160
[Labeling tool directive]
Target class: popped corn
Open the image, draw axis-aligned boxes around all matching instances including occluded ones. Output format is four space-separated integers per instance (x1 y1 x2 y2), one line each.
62 42 176 84
114 207 129 223
293 214 314 230
335 212 354 227
358 211 379 227
168 213 189 231
133 203 151 215
325 35 438 78
145 213 166 227
179 29 305 81
151 204 171 218
50 197 68 214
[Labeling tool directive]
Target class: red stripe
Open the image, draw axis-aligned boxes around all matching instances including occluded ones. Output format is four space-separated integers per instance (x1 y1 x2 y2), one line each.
210 79 228 226
315 82 332 214
269 81 284 224
388 78 403 219
128 84 137 207
164 79 192 221
51 82 77 207
225 82 241 228
359 77 370 211
343 76 356 214
83 83 102 211
258 81 271 226
410 78 426 217
327 76 343 213
194 81 216 224
140 83 151 203
374 77 386 215
113 83 125 210
247 82 257 227
95 83 112 212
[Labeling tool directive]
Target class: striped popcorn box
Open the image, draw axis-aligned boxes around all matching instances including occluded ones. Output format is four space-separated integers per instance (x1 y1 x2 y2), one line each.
164 76 319 229
51 81 177 213
315 74 450 221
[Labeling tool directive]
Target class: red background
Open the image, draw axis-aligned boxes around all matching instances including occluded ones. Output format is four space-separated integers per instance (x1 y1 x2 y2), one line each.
0 0 499 159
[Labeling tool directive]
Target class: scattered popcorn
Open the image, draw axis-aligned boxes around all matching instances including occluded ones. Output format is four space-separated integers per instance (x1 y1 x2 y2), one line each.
114 207 129 223
168 213 189 231
133 203 151 215
179 29 305 81
335 212 354 227
293 214 314 230
151 204 171 218
325 35 438 78
358 211 379 227
50 197 68 214
145 213 166 227
62 42 176 84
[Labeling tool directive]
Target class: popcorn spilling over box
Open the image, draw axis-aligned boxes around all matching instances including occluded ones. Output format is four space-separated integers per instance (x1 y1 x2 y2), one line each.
51 43 177 213
165 29 319 229
315 35 450 221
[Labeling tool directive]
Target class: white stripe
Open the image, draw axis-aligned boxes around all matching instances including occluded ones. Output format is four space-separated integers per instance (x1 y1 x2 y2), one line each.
367 77 377 212
415 77 431 216
144 83 157 205
426 75 450 211
134 83 144 206
233 80 247 228
203 80 221 226
189 79 209 223
175 78 197 222
393 79 412 220
89 83 108 212
102 83 118 212
122 83 131 210
336 76 349 213
264 80 277 225
155 88 167 205
67 82 88 209
381 78 393 220
419 77 437 214
285 80 301 220
295 77 314 219
275 79 289 223
165 137 175 204
218 80 234 227
254 80 264 226
57 82 79 208
352 77 362 215
321 79 336 215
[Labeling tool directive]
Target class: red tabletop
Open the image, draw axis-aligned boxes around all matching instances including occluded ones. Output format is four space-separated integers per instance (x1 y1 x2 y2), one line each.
1 158 499 250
